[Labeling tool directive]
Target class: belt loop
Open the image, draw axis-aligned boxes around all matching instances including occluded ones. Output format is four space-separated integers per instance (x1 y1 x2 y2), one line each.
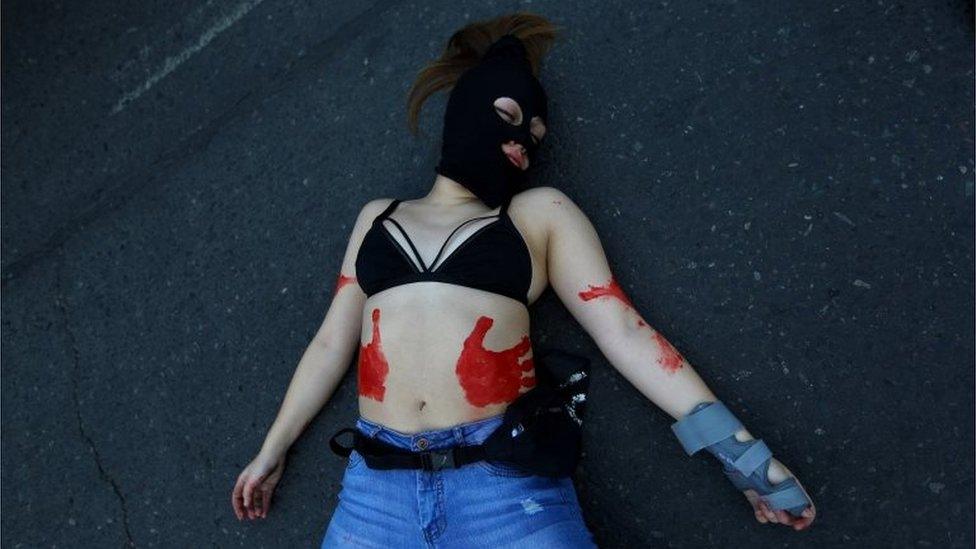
452 425 465 446
355 417 383 438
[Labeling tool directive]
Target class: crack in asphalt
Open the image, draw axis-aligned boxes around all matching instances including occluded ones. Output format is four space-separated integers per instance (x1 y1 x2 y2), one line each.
54 250 137 548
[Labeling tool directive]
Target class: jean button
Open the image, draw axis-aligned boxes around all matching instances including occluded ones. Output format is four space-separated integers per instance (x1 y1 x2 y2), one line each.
416 437 429 450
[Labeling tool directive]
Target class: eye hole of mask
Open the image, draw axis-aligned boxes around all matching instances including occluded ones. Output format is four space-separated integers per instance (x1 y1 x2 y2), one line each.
493 97 544 146
493 97 524 126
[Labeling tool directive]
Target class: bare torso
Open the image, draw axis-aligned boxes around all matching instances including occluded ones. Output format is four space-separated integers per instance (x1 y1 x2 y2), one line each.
356 191 549 433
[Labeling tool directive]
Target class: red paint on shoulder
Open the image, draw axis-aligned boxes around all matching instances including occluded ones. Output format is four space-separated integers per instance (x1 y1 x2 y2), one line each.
358 308 390 401
455 316 535 407
334 273 356 294
577 275 635 309
650 330 685 374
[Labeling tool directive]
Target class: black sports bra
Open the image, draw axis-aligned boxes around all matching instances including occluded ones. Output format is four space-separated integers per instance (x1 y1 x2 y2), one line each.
354 197 532 305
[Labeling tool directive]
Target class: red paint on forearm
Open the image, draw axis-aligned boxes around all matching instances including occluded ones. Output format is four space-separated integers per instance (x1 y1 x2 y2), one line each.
650 330 685 374
455 316 535 407
358 308 390 401
577 275 635 309
334 273 356 294
578 275 683 373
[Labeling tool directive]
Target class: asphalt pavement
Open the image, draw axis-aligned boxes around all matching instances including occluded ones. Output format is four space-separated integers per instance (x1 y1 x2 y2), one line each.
2 1 974 547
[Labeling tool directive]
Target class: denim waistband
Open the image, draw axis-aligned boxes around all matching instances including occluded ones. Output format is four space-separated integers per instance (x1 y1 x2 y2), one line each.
355 414 505 452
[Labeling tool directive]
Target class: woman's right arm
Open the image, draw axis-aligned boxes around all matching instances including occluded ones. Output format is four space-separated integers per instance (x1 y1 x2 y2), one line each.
255 199 381 459
232 198 389 520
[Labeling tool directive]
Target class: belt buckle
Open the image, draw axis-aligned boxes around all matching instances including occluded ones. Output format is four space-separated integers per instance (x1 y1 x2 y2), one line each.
421 448 456 471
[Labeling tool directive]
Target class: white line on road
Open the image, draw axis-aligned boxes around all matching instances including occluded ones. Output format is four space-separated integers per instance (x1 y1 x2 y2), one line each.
111 0 264 115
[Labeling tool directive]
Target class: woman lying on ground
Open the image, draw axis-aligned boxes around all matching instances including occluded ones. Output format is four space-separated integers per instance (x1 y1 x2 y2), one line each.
231 12 817 547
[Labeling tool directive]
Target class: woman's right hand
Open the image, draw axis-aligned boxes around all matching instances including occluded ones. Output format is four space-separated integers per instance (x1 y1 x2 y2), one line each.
232 451 286 520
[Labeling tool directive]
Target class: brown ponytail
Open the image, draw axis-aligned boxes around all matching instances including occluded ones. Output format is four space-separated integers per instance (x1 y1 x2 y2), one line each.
406 12 563 136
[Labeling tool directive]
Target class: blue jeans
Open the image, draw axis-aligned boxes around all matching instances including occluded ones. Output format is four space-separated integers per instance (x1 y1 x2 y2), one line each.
322 414 597 548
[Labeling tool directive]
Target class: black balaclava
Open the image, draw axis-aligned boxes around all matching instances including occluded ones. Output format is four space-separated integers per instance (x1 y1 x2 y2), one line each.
435 34 548 208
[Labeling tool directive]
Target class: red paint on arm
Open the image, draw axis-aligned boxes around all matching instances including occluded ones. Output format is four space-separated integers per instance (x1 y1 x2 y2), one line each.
334 273 356 294
455 316 535 407
578 275 684 374
650 330 685 374
577 275 635 309
358 308 390 401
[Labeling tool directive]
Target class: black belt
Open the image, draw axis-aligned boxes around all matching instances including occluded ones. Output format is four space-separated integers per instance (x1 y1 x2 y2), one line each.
329 427 490 472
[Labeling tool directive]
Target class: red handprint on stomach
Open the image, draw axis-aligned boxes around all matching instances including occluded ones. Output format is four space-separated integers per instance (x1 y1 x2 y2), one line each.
455 316 535 407
358 308 390 401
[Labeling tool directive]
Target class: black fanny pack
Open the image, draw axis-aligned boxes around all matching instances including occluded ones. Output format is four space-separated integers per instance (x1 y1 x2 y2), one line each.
329 347 591 477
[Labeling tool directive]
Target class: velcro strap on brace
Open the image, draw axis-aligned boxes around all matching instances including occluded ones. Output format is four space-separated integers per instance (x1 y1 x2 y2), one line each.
731 439 772 477
761 478 810 511
670 401 744 455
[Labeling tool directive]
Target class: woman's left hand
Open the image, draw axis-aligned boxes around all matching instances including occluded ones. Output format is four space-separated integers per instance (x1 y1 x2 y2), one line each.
743 457 816 531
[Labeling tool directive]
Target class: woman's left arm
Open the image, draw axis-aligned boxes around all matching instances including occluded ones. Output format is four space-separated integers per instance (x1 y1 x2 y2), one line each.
540 185 718 418
537 186 815 530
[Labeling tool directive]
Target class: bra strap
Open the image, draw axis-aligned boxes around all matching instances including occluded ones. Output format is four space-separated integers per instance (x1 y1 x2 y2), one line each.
376 198 401 221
